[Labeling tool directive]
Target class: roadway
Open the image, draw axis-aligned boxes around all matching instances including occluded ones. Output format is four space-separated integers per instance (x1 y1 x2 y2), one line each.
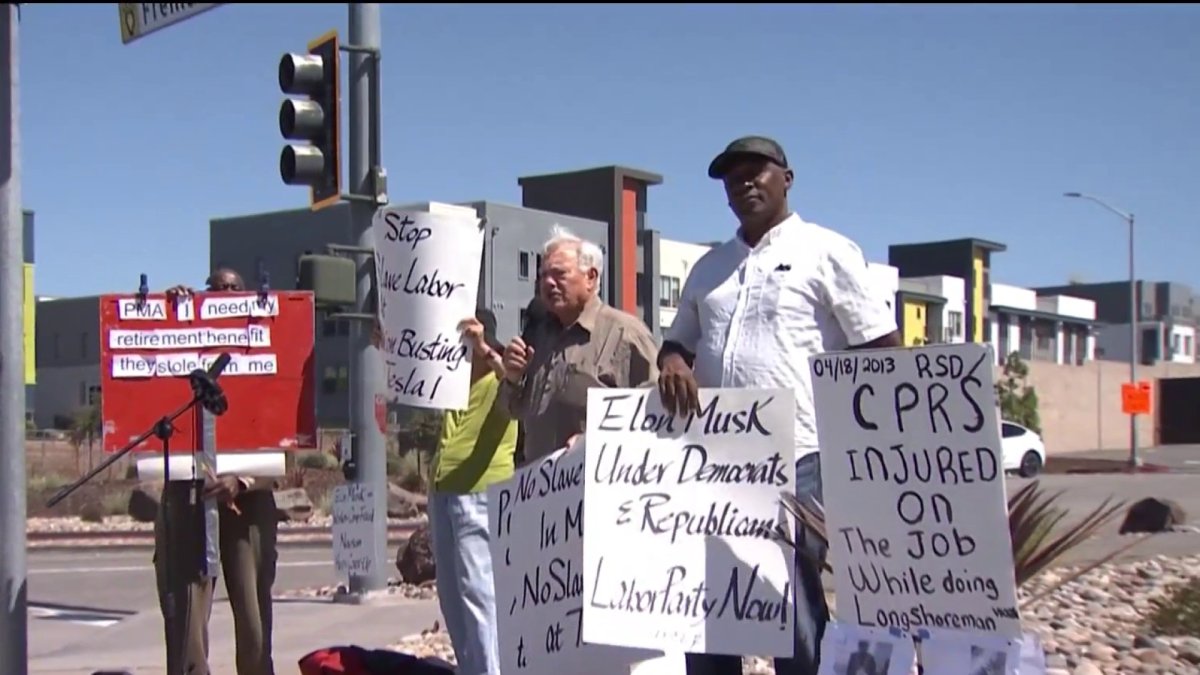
26 471 1200 619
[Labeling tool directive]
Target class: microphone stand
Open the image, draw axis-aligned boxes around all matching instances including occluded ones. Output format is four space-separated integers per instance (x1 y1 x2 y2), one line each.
47 354 232 675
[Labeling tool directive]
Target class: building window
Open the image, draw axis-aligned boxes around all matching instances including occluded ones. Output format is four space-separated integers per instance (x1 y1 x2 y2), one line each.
80 331 89 359
947 311 964 339
1171 333 1181 356
322 366 338 395
518 251 530 280
636 273 646 308
659 276 681 309
1185 335 1194 357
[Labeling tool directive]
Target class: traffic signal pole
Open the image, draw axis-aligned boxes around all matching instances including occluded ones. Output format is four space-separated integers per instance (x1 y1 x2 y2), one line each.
0 4 27 671
345 2 388 595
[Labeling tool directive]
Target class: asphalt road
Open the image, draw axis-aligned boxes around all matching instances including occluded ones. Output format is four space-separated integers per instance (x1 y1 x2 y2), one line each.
1071 443 1200 471
28 543 352 618
27 471 1200 621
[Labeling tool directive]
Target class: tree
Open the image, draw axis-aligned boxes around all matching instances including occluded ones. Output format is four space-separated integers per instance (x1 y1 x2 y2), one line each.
68 402 102 475
996 351 1041 433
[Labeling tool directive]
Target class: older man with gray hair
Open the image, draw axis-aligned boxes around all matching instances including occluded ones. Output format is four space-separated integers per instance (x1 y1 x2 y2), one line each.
499 225 660 463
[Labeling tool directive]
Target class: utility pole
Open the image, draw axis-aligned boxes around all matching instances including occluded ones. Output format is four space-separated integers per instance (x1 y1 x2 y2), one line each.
280 3 386 595
346 2 387 594
1064 191 1140 469
0 3 27 671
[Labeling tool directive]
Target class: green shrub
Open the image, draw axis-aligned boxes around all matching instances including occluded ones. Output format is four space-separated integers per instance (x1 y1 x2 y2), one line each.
1145 576 1200 636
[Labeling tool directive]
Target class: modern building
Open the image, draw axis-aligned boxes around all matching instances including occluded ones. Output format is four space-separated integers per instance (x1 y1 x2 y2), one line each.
517 166 664 333
989 283 1097 365
657 238 713 332
209 200 611 429
895 275 967 347
1032 281 1196 364
34 295 101 429
888 237 1008 344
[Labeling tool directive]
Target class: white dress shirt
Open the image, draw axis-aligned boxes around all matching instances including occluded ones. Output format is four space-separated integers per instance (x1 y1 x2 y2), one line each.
664 213 897 459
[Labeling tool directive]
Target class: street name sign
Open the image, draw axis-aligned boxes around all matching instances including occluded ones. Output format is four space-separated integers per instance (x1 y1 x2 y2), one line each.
118 3 222 45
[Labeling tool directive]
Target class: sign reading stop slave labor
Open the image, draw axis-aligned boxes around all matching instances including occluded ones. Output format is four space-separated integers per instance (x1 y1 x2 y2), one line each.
808 342 1021 638
372 207 485 411
99 291 316 453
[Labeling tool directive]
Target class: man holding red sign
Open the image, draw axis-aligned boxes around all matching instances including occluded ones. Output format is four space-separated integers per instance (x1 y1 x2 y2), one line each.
156 266 279 675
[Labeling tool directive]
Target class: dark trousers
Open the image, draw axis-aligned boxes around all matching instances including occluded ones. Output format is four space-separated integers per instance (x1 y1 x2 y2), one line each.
154 483 279 675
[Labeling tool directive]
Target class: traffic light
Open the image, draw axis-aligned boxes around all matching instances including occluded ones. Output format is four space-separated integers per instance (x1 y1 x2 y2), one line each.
278 30 341 211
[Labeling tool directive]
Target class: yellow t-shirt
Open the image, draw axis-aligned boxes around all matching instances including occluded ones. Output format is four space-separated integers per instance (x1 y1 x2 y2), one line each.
432 372 518 493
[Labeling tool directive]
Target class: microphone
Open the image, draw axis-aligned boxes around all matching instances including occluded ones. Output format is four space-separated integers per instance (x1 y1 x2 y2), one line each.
520 296 547 347
189 352 232 416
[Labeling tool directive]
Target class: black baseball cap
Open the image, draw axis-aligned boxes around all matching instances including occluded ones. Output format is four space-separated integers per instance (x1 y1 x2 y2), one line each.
707 136 789 179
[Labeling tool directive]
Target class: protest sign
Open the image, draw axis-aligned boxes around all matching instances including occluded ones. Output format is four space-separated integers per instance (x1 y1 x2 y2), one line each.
372 207 484 410
919 628 1023 675
809 342 1021 637
816 621 916 675
332 484 376 579
99 291 316 452
581 387 796 657
487 443 681 675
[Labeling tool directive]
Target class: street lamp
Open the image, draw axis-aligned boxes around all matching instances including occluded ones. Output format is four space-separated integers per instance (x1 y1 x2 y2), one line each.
1063 191 1140 469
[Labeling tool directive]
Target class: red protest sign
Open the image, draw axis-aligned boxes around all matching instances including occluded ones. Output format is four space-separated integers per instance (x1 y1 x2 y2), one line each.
99 291 317 453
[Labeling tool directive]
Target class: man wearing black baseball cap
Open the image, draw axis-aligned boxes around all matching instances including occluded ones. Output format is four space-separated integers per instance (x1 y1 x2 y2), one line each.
659 136 901 675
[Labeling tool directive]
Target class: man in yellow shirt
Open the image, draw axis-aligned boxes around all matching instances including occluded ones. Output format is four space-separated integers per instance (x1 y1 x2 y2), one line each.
428 308 517 675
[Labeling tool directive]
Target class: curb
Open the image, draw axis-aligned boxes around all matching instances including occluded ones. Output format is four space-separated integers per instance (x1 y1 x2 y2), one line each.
28 533 414 553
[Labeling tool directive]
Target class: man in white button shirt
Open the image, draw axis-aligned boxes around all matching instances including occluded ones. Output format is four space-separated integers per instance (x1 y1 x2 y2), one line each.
657 136 901 675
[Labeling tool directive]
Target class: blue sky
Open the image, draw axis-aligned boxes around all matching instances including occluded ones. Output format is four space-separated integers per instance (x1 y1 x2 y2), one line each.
20 3 1200 298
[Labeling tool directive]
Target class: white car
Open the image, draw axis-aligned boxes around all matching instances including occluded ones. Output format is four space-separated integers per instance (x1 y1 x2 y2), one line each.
1001 421 1047 477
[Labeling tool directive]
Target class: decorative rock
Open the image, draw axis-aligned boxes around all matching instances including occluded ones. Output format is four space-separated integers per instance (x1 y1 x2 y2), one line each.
1119 497 1187 534
396 522 436 584
1072 663 1103 675
127 482 162 523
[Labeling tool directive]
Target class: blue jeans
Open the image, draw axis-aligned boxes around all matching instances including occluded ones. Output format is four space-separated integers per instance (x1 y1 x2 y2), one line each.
428 490 500 675
684 453 828 675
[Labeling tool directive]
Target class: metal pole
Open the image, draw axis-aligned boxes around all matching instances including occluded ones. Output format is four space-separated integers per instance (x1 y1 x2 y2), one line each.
0 4 26 670
1128 213 1140 468
1063 191 1140 468
348 2 387 594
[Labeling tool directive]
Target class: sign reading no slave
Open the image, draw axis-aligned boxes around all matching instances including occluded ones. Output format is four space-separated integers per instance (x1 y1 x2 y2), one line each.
809 343 1021 637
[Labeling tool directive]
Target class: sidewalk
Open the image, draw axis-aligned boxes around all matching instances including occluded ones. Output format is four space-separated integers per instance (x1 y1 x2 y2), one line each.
29 596 442 674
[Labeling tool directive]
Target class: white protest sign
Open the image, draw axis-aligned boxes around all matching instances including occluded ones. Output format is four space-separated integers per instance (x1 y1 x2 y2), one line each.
809 342 1021 637
107 326 271 350
816 621 917 675
372 208 484 411
110 352 277 379
919 628 1023 675
332 484 376 578
488 444 681 675
582 388 796 657
117 297 167 321
198 293 279 320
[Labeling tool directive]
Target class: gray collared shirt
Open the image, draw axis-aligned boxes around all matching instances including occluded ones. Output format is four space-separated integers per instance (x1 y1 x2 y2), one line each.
498 296 660 464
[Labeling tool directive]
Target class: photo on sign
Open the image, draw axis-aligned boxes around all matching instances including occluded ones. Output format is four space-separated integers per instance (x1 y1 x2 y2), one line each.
918 629 1022 675
817 622 915 675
